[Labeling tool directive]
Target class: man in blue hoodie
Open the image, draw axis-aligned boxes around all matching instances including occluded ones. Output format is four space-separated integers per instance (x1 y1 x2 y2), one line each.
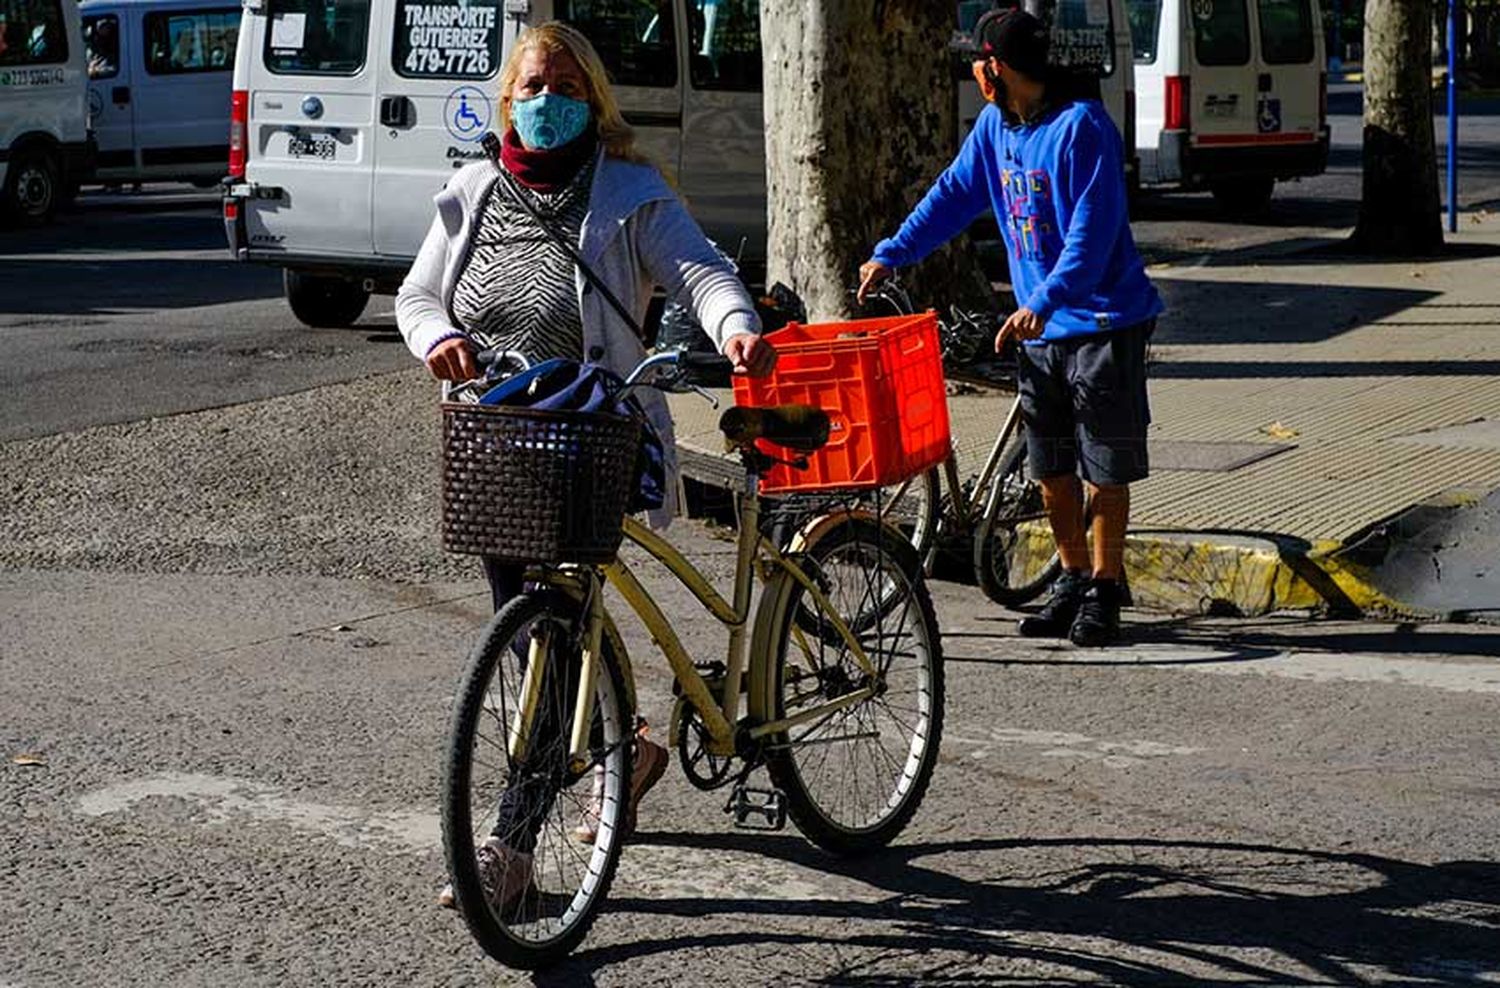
859 7 1162 647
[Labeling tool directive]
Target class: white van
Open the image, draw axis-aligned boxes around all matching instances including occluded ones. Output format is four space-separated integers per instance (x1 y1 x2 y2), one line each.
956 0 1138 191
80 0 241 187
223 0 1129 328
1127 0 1327 211
0 0 92 223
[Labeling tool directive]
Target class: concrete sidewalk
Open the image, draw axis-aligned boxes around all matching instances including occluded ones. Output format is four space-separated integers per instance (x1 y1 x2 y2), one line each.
671 215 1500 621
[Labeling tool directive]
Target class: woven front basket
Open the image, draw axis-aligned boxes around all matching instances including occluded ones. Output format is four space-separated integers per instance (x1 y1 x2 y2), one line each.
441 402 642 564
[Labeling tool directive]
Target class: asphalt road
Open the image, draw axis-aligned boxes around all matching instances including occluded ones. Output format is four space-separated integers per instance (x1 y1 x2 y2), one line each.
4 536 1499 986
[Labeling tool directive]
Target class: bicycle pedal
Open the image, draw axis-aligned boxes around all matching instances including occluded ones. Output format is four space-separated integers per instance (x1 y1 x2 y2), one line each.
725 784 787 831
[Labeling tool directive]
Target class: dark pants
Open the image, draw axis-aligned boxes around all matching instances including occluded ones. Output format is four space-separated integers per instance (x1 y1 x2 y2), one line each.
482 558 577 855
1017 320 1154 486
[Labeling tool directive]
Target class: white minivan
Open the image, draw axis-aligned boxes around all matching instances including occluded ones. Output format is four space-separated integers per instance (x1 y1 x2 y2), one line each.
80 0 241 187
0 0 92 223
1127 0 1328 211
224 0 1132 327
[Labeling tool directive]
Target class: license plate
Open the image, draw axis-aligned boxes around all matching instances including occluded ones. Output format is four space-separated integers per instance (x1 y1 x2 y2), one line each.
288 133 337 160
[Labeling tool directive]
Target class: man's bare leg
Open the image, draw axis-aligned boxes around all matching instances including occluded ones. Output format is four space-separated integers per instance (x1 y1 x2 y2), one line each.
1087 482 1129 581
1040 474 1090 573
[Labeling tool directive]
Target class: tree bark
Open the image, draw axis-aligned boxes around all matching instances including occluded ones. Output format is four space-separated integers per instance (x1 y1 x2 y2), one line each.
1352 0 1444 254
761 0 992 319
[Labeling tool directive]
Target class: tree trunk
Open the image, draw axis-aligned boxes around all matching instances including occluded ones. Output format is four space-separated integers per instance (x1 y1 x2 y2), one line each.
761 0 991 319
1352 0 1444 254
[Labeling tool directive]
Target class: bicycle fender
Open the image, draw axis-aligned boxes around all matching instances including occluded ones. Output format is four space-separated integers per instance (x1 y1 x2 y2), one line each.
782 507 879 556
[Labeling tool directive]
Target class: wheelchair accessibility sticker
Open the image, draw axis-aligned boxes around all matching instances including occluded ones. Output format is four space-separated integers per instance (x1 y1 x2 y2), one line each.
444 86 491 142
1257 95 1282 134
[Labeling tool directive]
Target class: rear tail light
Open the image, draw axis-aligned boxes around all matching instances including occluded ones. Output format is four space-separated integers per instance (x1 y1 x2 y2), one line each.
1164 75 1190 132
229 89 248 179
1318 71 1328 129
224 199 239 221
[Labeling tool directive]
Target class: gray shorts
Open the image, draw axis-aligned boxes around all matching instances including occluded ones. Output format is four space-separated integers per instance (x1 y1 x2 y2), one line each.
1017 320 1153 486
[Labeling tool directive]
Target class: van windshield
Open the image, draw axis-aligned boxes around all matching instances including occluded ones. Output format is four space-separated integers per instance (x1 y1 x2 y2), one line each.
1125 0 1160 62
265 0 370 75
1257 0 1313 64
1192 0 1250 66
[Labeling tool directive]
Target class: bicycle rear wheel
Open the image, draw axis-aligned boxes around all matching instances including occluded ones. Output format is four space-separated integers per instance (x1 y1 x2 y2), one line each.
442 589 631 970
765 517 944 855
974 438 1063 607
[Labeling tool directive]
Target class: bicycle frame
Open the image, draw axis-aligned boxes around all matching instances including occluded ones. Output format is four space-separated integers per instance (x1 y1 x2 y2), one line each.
936 391 1027 539
508 473 882 773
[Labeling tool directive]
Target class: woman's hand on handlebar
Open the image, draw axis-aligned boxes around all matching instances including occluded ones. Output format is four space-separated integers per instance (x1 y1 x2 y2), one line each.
723 332 777 377
426 336 478 382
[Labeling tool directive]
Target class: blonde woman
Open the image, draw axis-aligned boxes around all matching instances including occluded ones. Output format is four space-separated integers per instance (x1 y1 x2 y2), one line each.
397 22 774 913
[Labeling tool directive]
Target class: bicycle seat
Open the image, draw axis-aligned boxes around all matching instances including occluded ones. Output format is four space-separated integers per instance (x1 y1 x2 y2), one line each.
718 405 830 454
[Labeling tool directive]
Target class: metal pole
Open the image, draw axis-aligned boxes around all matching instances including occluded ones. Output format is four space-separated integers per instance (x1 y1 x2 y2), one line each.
1447 0 1458 233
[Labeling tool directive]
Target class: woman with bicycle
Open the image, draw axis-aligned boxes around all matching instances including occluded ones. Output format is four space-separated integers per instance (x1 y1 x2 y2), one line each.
396 21 774 914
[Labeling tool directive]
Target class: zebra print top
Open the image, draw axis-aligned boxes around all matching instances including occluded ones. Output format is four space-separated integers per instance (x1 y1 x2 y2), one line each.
449 159 596 362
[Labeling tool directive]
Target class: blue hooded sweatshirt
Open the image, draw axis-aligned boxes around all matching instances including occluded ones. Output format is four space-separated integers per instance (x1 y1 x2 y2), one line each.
873 98 1162 341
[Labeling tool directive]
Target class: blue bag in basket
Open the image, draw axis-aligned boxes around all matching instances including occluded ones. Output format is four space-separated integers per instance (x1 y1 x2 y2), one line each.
478 359 666 512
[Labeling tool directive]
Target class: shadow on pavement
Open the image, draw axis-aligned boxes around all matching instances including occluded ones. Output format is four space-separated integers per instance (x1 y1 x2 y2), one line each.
1136 617 1500 658
0 257 282 313
1152 278 1441 345
544 834 1500 986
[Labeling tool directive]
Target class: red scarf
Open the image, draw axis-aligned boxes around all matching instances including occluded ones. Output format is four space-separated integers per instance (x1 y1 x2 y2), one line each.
499 126 598 192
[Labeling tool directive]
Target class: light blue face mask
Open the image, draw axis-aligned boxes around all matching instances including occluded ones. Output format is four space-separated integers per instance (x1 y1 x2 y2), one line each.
511 92 592 150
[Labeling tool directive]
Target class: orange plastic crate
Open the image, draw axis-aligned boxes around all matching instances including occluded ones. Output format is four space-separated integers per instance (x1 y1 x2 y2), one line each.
732 311 952 494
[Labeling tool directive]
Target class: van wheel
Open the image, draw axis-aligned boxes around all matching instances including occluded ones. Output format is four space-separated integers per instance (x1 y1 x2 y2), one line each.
3 149 61 226
1210 177 1275 218
284 271 370 328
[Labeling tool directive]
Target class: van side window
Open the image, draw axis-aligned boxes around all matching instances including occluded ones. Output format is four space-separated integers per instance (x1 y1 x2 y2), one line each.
84 14 120 79
1125 0 1161 62
1191 0 1249 66
687 0 760 91
392 0 499 79
145 9 240 74
265 0 371 76
557 0 677 88
1257 0 1312 64
0 0 68 66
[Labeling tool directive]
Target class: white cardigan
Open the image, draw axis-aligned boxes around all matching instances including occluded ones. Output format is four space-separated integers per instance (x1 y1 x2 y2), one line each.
397 151 762 525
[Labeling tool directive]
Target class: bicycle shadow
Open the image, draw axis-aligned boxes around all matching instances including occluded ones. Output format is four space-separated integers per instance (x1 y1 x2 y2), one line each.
533 833 1500 986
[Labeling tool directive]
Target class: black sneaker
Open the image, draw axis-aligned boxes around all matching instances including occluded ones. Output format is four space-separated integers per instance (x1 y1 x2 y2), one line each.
1017 570 1091 638
1069 579 1124 648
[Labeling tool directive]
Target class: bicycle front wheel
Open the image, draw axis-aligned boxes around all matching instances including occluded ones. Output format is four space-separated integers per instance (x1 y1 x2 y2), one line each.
442 589 631 970
766 517 944 855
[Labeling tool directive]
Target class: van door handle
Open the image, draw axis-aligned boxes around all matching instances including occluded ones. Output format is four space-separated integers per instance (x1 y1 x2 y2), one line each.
1258 73 1272 93
112 86 130 104
380 95 415 129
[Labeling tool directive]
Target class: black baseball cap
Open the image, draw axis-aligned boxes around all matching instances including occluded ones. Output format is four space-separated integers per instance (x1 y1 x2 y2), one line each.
958 7 1050 81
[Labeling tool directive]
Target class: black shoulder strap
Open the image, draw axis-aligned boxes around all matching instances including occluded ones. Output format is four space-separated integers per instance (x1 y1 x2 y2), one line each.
481 132 649 343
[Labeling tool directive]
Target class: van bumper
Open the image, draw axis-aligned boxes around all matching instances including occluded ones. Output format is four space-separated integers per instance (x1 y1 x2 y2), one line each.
1158 128 1330 188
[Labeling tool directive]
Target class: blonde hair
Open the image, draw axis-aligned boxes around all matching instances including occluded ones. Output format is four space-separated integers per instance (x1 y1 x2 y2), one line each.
498 21 645 163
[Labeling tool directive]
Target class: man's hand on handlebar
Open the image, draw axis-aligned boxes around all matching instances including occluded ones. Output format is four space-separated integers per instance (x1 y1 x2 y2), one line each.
723 332 777 377
856 259 893 306
426 337 478 382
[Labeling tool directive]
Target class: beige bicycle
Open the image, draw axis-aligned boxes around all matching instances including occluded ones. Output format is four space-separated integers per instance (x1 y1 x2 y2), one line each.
441 349 945 969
